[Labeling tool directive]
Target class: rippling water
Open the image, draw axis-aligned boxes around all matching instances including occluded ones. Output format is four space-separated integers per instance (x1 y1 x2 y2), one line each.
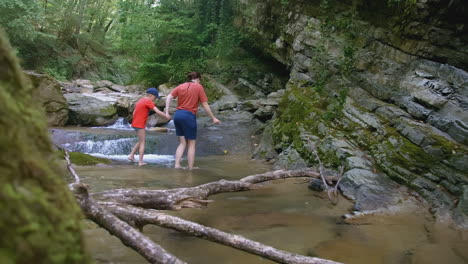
52 118 468 264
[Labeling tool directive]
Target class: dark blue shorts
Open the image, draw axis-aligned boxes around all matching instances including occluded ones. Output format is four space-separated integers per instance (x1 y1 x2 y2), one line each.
174 110 197 140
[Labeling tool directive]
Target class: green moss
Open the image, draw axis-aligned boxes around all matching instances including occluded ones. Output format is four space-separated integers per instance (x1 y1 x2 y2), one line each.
99 104 117 116
59 151 112 166
431 134 467 155
203 78 224 101
0 30 90 264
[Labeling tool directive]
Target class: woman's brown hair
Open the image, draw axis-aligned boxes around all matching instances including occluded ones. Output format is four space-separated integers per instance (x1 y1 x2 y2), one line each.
187 72 201 81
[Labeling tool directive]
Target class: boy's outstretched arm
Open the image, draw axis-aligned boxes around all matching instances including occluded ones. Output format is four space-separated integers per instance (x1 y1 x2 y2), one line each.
153 106 170 120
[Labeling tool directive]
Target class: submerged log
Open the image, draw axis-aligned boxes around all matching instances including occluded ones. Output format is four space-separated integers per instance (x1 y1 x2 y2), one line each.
105 204 342 264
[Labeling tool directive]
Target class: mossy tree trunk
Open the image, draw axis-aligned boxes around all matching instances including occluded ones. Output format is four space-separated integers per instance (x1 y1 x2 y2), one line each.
0 29 90 264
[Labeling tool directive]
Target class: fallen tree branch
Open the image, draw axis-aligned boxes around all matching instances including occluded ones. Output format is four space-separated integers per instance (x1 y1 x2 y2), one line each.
72 184 185 264
64 149 80 184
64 149 185 264
66 155 343 264
93 169 330 210
104 204 343 264
313 150 343 205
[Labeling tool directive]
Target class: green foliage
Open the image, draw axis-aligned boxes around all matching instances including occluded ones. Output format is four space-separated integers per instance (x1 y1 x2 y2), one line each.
387 0 417 6
0 0 43 49
0 0 263 86
116 0 246 86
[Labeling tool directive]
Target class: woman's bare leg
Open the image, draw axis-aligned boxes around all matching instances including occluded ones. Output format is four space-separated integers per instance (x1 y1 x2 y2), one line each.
175 136 186 169
187 139 196 170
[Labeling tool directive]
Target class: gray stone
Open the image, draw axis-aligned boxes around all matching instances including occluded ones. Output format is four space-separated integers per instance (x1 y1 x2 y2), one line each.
345 156 373 170
26 71 69 126
348 88 387 111
453 185 468 228
412 177 454 208
95 80 113 88
340 169 398 210
399 97 432 120
146 114 169 127
65 93 118 126
252 123 278 161
80 84 94 93
273 146 308 170
446 121 468 145
437 101 468 129
412 89 448 108
253 105 275 122
439 180 462 196
75 79 92 86
126 84 145 94
308 179 325 192
375 105 411 120
267 89 285 99
110 84 126 93
446 153 468 171
394 118 433 147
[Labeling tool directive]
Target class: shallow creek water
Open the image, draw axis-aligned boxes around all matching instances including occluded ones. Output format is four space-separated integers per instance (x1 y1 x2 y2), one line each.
54 121 468 264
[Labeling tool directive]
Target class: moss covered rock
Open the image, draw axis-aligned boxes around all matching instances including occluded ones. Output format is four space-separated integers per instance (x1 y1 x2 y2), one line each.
0 30 91 264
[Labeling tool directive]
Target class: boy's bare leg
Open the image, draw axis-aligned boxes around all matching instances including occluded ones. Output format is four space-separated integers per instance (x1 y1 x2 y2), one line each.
137 129 146 166
175 136 186 169
128 140 140 162
187 139 196 170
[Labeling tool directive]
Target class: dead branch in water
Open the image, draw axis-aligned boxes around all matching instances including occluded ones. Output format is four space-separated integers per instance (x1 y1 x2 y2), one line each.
106 204 341 264
92 169 335 210
65 153 343 264
313 150 344 205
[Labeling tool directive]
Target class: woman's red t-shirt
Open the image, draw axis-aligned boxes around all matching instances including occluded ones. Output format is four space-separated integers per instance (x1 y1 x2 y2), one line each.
170 82 208 114
131 97 155 128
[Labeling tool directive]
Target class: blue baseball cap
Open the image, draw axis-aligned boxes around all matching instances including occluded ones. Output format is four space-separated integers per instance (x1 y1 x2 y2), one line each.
146 87 160 98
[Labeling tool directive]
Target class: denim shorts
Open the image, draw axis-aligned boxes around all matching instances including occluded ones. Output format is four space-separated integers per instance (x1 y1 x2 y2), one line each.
173 110 197 140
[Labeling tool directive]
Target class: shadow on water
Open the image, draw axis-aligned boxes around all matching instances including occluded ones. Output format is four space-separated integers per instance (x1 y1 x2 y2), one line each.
52 118 468 264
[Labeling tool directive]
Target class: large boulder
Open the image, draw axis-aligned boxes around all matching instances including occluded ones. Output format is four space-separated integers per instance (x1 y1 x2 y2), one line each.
64 93 118 126
0 29 90 264
25 71 69 126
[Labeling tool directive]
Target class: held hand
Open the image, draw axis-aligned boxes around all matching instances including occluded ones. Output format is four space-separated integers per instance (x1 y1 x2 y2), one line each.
165 113 171 120
212 118 221 125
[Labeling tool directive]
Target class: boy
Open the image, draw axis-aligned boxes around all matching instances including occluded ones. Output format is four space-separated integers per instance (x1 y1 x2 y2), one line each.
128 87 170 166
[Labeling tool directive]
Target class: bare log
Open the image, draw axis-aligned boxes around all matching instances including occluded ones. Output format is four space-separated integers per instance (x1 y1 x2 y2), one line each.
240 169 322 183
71 183 186 264
93 169 329 210
104 204 343 264
64 156 185 264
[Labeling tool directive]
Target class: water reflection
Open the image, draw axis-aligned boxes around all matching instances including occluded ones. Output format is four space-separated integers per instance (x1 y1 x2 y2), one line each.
53 123 468 264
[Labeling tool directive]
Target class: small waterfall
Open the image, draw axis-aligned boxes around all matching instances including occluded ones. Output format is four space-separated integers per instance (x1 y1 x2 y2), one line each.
97 117 133 130
63 138 135 155
60 132 176 165
90 153 174 166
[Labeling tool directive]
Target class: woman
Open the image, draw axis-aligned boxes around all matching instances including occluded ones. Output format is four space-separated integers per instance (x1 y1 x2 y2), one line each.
165 72 221 169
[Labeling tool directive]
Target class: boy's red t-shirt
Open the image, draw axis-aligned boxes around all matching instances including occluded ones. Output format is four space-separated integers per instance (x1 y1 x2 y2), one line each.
131 97 155 128
170 82 208 114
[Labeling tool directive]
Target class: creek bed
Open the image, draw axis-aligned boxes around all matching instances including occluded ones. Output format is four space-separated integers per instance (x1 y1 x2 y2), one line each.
53 124 468 264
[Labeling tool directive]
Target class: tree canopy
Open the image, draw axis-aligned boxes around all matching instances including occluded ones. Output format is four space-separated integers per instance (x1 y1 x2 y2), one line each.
0 0 250 86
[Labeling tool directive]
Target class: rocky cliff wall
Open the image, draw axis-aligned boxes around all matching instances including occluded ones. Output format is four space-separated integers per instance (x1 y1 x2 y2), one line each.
234 0 468 227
